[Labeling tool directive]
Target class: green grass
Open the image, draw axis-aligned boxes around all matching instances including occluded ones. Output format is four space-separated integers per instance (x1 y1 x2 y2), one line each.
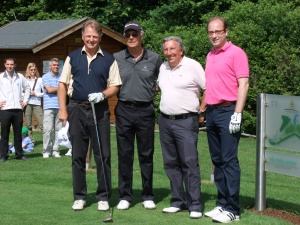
0 127 299 225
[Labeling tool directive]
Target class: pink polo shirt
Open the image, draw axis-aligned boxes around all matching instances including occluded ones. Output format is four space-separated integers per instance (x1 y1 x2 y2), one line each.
158 56 206 115
205 41 249 104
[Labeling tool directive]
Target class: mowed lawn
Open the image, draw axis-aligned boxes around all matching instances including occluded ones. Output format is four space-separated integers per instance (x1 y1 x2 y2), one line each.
0 127 299 225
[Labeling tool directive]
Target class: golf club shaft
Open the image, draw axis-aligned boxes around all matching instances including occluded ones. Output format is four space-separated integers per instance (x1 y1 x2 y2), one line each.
90 102 110 206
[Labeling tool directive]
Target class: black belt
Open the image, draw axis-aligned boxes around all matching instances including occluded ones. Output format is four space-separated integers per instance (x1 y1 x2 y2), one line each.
120 101 152 107
207 101 236 108
160 112 198 120
70 99 91 105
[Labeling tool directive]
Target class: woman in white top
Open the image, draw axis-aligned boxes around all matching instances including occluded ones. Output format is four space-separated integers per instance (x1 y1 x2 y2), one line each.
24 62 44 143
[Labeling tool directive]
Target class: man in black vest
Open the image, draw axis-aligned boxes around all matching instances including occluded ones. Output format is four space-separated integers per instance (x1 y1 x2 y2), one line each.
58 19 122 211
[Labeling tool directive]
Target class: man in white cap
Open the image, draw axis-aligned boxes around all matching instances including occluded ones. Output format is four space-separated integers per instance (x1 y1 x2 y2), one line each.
113 21 162 210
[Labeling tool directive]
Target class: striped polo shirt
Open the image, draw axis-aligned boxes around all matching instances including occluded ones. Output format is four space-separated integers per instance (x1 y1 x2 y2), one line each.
42 71 61 109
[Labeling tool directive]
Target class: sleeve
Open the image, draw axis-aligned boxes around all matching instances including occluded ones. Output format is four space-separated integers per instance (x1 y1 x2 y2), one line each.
195 61 206 90
107 60 122 87
234 48 249 78
60 56 72 85
22 75 31 103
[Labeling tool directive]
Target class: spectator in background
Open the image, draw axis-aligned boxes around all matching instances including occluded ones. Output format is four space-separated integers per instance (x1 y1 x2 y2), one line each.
204 16 249 223
157 36 206 219
113 21 162 210
24 62 44 143
0 57 30 162
42 58 62 158
10 127 34 153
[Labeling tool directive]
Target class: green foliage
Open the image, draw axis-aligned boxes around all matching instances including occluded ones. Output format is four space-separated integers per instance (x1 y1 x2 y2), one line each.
220 1 300 133
1 0 300 134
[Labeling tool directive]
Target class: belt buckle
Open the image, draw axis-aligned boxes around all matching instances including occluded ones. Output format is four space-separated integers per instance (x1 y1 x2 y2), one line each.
169 115 176 119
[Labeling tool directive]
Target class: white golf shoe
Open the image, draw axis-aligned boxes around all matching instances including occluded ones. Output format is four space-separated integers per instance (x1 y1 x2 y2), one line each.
212 211 240 223
162 207 181 213
190 211 202 219
72 200 86 211
205 206 224 218
117 200 130 210
98 201 109 211
142 200 156 209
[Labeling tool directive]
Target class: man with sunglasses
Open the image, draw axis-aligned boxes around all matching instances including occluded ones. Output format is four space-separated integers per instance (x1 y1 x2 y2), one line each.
204 16 249 223
113 21 162 210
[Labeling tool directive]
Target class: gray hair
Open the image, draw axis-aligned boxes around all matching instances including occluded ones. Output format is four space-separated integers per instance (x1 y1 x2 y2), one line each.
161 36 186 56
49 58 59 66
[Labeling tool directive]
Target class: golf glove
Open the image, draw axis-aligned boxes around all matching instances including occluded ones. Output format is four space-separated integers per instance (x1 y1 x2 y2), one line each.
229 112 242 134
88 92 106 103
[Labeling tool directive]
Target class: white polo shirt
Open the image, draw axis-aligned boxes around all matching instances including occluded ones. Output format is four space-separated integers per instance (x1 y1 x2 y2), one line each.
158 56 206 115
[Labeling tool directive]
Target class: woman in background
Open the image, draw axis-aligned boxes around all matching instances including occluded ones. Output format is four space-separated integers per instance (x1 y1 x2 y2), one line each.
24 62 44 143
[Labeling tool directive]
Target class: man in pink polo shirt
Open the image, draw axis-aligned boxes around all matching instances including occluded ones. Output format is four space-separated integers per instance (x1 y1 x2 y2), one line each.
204 17 249 223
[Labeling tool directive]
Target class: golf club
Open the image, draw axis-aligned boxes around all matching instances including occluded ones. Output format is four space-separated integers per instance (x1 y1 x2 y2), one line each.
91 101 113 223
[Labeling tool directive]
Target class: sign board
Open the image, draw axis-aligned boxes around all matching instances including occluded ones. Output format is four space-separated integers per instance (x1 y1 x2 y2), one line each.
265 150 300 178
265 94 300 153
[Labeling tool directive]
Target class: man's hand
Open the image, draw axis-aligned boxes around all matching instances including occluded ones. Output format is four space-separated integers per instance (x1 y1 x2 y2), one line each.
20 101 27 108
58 109 68 126
229 112 242 134
88 92 105 103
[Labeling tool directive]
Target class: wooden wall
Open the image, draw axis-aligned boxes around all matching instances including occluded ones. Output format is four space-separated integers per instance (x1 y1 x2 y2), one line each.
0 29 125 127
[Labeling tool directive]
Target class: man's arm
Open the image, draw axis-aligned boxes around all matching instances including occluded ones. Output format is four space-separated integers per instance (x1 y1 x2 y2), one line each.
103 85 120 99
229 77 249 134
21 76 31 107
235 77 249 113
58 82 68 125
44 86 58 94
198 90 207 124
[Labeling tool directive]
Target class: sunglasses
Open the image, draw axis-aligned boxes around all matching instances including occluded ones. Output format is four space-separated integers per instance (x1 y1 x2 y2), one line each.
124 32 139 38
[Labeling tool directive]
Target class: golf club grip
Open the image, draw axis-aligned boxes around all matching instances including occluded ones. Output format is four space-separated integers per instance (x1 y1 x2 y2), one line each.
91 102 97 125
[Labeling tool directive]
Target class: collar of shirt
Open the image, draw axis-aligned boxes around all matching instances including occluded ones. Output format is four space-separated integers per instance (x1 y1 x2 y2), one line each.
211 41 232 54
81 46 104 57
125 48 148 60
4 70 19 78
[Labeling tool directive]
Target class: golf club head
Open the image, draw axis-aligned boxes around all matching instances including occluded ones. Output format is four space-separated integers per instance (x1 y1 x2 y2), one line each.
102 208 113 223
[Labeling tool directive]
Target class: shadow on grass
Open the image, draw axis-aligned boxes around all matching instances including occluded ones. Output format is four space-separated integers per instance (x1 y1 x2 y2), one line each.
85 188 172 208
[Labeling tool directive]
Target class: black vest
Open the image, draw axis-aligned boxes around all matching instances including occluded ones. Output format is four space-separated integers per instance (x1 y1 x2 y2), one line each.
69 48 114 101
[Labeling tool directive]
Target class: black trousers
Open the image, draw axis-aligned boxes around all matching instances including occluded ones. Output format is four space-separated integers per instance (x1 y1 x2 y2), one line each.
115 101 155 202
68 101 111 201
0 109 24 159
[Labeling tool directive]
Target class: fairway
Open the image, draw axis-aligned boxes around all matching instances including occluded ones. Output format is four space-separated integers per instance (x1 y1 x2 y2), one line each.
0 128 298 225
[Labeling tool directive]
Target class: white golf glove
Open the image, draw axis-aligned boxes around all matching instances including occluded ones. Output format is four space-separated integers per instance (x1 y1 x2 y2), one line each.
229 112 242 134
88 92 106 103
